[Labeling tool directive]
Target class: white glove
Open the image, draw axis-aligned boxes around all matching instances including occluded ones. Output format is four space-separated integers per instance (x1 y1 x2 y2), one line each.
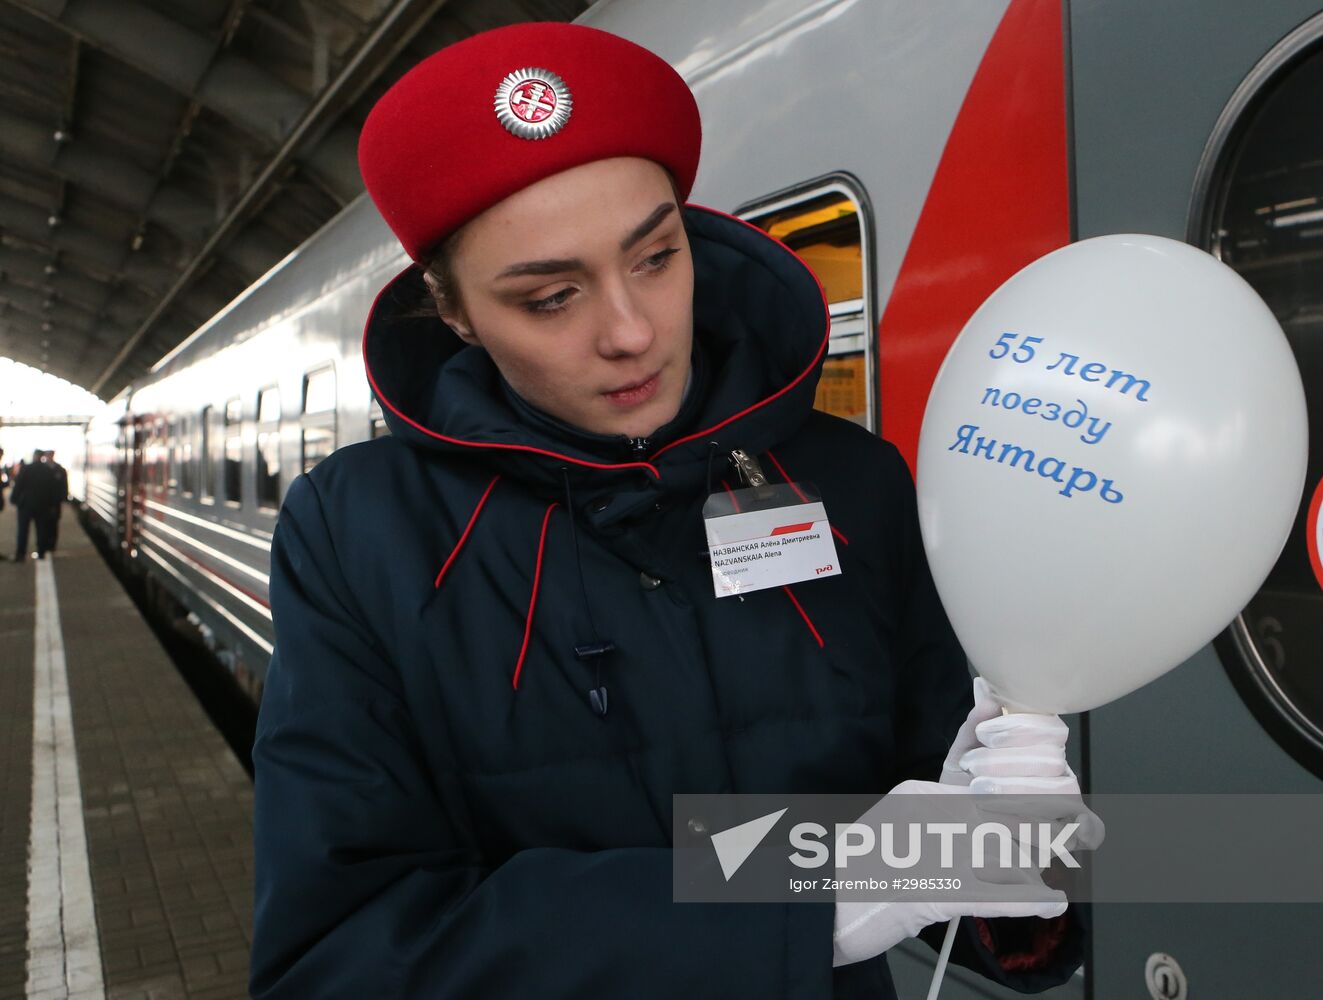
832 781 1067 968
942 676 1104 853
939 676 1068 787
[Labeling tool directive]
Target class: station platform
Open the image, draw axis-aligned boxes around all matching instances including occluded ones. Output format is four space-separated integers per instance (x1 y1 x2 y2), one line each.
0 499 255 999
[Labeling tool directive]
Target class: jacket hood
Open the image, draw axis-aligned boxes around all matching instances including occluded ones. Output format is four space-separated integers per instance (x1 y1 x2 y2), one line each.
363 204 828 519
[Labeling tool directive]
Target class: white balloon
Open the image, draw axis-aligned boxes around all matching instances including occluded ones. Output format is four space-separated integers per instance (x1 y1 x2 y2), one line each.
916 234 1308 714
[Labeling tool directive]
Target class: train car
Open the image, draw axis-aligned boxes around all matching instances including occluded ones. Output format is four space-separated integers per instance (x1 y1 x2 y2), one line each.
83 201 404 696
81 1 1323 995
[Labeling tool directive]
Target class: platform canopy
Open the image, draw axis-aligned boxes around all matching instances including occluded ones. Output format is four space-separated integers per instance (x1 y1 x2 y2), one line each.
0 0 593 397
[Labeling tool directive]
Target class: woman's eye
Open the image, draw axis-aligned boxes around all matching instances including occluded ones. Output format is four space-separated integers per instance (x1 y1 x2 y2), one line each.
639 247 680 272
524 288 575 314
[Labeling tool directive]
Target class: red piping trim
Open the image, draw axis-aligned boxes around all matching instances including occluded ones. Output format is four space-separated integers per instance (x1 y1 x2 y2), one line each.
363 204 829 475
974 912 1070 972
781 585 824 648
764 448 849 547
512 501 558 691
362 271 660 480
720 479 742 514
434 474 501 589
976 916 995 952
763 449 809 503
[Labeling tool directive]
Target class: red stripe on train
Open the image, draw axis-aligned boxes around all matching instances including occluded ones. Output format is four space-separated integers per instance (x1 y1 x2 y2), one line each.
876 0 1071 473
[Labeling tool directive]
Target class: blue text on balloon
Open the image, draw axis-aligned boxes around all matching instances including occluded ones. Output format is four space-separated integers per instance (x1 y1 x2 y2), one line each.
980 388 1112 445
1044 353 1151 401
988 333 1152 402
948 424 1124 503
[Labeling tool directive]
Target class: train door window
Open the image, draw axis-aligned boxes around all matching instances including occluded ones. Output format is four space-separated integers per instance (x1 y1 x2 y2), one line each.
180 416 193 496
1196 22 1323 778
223 397 242 505
257 387 281 510
200 405 214 501
155 418 166 489
370 399 389 438
739 175 875 431
301 365 337 473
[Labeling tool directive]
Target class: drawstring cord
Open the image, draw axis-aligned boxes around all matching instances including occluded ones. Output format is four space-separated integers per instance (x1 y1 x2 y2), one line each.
434 449 833 701
561 466 614 718
704 440 720 498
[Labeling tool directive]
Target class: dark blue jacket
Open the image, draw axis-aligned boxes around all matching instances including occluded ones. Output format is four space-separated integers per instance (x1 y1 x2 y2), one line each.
250 206 1084 997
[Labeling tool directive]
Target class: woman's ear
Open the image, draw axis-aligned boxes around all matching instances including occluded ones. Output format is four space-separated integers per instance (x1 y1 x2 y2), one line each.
423 270 479 344
443 310 479 345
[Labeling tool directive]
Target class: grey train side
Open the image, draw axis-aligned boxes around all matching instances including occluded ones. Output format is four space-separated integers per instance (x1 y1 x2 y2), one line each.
81 2 1323 997
83 200 407 697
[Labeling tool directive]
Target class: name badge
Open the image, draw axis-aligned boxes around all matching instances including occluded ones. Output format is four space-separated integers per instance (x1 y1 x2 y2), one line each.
703 482 841 598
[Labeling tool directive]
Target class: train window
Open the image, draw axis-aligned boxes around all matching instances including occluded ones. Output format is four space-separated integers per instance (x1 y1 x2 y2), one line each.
304 367 335 415
739 176 875 430
370 399 389 438
167 419 178 494
155 418 166 490
180 416 194 496
224 397 242 505
302 365 337 473
1197 26 1323 777
200 405 214 501
257 387 281 510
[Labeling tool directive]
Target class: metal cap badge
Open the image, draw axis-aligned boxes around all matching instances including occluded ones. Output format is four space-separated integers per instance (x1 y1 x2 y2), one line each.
494 67 573 140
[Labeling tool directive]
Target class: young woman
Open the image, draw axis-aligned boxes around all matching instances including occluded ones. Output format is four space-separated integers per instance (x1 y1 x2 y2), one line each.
250 21 1086 998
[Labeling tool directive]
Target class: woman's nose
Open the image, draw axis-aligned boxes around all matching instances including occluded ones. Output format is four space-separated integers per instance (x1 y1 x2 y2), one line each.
596 284 655 357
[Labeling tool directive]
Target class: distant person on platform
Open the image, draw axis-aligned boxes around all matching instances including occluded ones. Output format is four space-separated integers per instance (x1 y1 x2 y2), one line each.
11 450 60 561
43 450 68 552
0 446 7 514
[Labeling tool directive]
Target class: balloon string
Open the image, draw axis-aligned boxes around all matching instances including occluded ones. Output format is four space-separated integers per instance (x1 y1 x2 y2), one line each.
927 917 960 1000
923 693 1012 998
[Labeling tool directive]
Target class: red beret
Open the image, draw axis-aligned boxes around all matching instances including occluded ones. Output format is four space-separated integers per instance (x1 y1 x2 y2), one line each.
358 21 702 262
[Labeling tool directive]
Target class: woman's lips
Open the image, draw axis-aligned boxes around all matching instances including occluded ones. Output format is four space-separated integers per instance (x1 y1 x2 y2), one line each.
603 371 660 407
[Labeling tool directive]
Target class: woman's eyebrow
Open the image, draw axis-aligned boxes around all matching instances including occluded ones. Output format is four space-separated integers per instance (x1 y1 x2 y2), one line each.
620 202 675 251
494 202 676 280
496 257 583 279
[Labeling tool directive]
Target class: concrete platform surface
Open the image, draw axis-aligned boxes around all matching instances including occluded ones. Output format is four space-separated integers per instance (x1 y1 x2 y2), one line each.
1 496 255 1000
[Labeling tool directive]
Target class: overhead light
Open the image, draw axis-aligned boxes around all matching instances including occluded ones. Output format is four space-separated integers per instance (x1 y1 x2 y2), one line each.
47 214 61 228
1273 197 1317 212
44 263 57 275
53 126 71 143
41 321 52 332
130 233 144 251
1270 208 1323 229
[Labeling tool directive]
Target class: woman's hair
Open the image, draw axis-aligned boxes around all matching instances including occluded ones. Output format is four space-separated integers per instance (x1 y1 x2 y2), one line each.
420 225 466 320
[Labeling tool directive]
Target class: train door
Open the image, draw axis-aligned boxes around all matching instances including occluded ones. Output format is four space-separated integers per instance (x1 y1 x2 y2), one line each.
1071 2 1323 997
124 413 146 555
